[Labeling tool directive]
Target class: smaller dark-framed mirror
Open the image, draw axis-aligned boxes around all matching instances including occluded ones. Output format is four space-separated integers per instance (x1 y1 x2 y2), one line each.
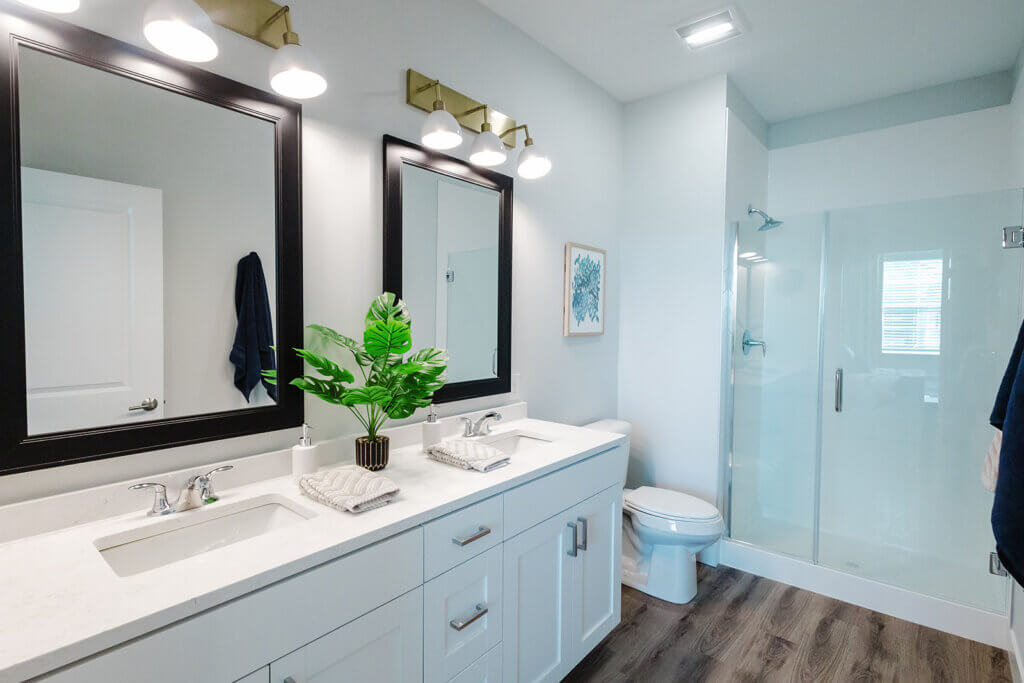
382 135 512 403
0 6 303 474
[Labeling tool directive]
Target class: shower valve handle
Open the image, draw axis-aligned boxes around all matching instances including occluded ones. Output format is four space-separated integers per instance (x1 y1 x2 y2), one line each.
742 331 767 357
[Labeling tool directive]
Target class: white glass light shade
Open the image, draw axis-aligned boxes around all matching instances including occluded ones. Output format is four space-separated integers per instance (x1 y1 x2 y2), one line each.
15 0 79 13
517 142 551 179
421 108 463 150
269 43 328 99
469 129 507 166
143 0 218 63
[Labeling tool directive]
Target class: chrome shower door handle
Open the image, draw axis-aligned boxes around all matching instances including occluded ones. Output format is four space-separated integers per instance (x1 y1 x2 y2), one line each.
129 397 159 412
835 368 844 413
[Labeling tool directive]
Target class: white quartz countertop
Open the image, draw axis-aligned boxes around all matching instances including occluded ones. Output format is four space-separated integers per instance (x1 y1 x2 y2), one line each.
0 417 625 682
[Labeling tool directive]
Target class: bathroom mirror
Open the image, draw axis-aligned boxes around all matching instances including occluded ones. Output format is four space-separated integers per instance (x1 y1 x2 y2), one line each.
383 135 512 403
0 7 302 473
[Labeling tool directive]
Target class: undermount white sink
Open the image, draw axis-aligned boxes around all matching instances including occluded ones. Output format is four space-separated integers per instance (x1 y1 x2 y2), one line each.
478 429 553 454
95 494 314 577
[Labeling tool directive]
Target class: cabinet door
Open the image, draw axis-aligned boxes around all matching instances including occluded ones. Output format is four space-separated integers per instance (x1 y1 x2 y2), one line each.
568 485 622 663
269 588 423 683
502 511 574 683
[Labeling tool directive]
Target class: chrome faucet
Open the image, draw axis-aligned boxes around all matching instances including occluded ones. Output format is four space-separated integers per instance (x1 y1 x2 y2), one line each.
462 411 502 437
129 465 234 516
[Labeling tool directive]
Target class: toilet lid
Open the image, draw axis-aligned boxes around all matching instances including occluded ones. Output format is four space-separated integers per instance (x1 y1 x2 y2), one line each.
624 486 720 521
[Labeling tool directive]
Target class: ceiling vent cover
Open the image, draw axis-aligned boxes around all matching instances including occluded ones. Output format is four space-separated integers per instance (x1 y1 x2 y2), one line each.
674 8 743 49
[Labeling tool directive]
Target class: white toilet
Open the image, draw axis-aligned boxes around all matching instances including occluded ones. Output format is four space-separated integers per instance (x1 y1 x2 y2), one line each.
586 419 725 604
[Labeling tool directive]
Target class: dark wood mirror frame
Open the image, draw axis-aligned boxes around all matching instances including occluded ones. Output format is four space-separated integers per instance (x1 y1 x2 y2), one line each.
382 135 512 404
0 6 303 475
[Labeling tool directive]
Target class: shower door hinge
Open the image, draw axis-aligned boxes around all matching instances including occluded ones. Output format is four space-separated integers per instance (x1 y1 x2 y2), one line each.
1002 226 1024 249
990 552 1008 577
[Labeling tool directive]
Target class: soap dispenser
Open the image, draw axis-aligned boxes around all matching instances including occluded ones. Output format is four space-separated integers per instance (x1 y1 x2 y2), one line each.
292 423 318 482
422 405 443 451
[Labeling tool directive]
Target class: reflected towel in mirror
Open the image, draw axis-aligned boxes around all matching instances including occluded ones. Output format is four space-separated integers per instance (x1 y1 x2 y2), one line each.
230 251 278 402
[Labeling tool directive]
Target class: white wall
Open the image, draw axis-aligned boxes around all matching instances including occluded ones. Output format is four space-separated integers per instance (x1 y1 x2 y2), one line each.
1 0 623 504
768 105 1016 215
618 76 728 503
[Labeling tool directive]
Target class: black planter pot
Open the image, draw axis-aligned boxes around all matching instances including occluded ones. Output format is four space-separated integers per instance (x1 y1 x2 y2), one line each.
355 435 390 471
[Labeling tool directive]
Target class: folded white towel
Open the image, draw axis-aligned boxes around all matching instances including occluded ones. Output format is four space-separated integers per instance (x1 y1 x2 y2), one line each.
426 439 510 473
299 465 399 513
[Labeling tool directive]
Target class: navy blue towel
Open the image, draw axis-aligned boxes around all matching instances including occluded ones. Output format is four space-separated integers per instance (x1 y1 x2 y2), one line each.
991 318 1024 585
229 252 278 402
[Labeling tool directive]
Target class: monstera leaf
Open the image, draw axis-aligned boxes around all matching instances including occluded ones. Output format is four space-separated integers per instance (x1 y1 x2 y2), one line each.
364 318 412 360
340 386 393 407
365 292 411 326
290 376 347 404
295 348 355 384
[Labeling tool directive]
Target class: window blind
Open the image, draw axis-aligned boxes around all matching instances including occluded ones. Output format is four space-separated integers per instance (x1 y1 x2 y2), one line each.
881 258 942 355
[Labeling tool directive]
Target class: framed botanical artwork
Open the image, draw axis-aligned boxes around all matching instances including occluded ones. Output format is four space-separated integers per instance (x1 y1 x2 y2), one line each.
563 242 606 336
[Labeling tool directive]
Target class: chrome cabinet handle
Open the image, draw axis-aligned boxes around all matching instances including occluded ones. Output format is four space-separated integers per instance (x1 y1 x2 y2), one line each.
128 397 159 412
450 603 488 631
128 482 172 516
835 368 844 413
567 522 579 557
452 526 491 547
577 517 588 551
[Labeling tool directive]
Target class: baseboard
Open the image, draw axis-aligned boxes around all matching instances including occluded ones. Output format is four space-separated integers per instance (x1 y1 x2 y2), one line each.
1010 629 1023 683
720 539 1009 648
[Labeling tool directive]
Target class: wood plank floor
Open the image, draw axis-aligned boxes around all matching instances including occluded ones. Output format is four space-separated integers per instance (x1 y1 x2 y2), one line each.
564 564 1011 683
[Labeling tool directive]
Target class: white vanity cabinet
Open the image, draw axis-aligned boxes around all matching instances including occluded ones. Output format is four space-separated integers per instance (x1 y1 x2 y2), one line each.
36 443 625 683
501 484 622 683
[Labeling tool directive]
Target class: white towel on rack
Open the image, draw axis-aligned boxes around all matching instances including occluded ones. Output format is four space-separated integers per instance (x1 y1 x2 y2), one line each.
983 430 1002 492
426 439 510 473
299 465 399 513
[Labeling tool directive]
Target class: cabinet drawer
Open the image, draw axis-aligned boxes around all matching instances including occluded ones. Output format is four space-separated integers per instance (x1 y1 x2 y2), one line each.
450 644 501 683
424 545 502 683
423 494 503 580
503 445 624 539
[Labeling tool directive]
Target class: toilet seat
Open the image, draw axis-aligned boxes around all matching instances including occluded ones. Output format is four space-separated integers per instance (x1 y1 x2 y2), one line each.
624 486 720 521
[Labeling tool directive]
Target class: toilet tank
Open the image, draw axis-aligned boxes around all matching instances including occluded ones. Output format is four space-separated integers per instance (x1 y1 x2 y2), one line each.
584 419 632 484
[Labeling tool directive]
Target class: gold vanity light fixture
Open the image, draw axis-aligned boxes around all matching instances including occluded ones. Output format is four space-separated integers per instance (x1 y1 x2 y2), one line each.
501 124 551 179
467 106 507 167
417 79 464 151
141 0 328 98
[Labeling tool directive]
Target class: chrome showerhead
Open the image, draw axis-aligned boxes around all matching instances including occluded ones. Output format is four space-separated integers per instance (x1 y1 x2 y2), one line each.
748 205 783 231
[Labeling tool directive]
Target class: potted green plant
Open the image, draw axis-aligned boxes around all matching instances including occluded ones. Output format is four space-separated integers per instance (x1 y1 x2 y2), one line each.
265 293 447 470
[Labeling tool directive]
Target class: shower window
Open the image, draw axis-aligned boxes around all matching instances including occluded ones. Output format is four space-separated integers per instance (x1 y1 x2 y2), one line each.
880 256 943 355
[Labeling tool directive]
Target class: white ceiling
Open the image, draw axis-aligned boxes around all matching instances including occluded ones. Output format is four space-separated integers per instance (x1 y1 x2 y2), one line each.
476 0 1024 122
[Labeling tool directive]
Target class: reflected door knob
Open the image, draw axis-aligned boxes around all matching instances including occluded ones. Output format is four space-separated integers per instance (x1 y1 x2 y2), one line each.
129 397 159 412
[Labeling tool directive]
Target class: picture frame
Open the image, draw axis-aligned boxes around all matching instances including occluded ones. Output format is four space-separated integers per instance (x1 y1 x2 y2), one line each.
563 242 606 337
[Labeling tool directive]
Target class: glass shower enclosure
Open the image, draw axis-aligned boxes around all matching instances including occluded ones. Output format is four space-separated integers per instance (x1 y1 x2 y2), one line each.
727 189 1024 613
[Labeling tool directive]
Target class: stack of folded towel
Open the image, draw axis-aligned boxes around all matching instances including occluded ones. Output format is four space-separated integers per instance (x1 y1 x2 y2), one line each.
298 464 399 513
426 439 510 472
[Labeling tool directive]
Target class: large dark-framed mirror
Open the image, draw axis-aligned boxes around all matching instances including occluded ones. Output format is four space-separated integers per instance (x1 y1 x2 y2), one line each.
0 6 303 474
382 135 512 403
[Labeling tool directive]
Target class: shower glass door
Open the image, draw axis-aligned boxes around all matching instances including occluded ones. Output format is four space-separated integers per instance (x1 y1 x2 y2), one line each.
819 190 1022 612
730 188 1023 613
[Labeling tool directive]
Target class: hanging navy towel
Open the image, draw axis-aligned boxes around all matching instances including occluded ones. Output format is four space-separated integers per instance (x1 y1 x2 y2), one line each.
229 252 278 402
991 318 1024 584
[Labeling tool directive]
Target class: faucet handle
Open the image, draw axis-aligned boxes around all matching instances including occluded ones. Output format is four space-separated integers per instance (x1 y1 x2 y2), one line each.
200 465 233 503
459 417 473 438
129 482 172 516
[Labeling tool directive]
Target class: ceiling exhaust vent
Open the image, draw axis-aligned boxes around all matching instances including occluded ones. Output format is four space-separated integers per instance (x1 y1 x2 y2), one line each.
674 8 743 49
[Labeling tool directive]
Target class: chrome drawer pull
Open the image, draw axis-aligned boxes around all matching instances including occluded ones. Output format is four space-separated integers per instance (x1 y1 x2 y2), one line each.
452 526 491 547
450 603 488 631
